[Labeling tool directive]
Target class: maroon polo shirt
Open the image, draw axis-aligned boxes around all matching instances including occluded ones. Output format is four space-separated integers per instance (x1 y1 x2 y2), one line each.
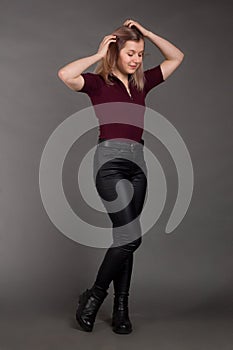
77 64 165 141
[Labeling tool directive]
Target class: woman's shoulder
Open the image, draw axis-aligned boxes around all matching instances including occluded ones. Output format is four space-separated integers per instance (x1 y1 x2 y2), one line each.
143 64 165 94
81 71 103 80
78 72 105 94
143 64 163 78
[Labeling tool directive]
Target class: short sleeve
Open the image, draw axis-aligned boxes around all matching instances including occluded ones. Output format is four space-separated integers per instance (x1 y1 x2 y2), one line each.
78 72 101 95
143 64 165 95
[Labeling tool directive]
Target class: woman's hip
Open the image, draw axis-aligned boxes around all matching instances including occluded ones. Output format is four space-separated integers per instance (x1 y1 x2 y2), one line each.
93 138 147 178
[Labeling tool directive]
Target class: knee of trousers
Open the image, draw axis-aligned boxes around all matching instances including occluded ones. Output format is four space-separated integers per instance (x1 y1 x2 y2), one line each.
120 236 142 253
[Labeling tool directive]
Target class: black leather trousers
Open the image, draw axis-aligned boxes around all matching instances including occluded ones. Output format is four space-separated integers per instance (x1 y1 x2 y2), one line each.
92 138 148 295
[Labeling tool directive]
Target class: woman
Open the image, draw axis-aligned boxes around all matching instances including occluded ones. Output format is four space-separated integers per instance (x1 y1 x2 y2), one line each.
58 19 184 334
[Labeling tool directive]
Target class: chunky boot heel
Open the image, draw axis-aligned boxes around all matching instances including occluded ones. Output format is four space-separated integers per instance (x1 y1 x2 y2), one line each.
112 293 132 334
76 285 108 332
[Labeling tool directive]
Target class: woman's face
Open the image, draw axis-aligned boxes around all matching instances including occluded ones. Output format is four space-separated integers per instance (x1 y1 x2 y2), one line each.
116 39 144 75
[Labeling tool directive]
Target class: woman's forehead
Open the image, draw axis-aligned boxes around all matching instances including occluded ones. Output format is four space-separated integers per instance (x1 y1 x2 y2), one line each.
123 40 144 51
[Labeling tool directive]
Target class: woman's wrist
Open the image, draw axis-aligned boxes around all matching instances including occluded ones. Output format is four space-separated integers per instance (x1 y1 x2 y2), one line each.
94 52 104 60
145 30 154 39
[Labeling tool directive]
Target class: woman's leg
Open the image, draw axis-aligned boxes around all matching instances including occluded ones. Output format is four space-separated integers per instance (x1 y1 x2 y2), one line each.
93 155 147 292
112 165 148 295
113 254 133 295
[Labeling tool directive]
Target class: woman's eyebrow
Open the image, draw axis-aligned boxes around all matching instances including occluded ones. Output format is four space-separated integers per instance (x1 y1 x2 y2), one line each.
127 49 144 53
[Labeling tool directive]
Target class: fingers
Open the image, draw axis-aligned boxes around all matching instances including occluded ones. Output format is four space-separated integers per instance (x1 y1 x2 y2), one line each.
103 34 117 41
98 35 117 54
123 18 136 27
100 35 116 45
99 35 115 46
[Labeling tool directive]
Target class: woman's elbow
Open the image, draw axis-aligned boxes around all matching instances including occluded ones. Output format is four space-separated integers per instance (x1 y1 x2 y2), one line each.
179 52 185 62
175 52 184 67
57 69 67 81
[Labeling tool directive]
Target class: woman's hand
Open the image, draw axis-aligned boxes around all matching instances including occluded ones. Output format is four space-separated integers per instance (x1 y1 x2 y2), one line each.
123 19 150 37
96 35 117 59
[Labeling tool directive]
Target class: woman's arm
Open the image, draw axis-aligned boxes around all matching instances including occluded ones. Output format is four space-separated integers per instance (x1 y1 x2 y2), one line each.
145 31 184 80
57 34 117 91
57 54 101 91
124 19 184 80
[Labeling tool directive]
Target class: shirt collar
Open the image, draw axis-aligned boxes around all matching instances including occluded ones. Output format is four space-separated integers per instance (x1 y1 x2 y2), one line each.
108 73 132 82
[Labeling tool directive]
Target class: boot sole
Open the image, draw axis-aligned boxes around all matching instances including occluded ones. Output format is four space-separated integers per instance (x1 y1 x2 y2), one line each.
76 311 93 332
112 319 132 334
112 326 133 334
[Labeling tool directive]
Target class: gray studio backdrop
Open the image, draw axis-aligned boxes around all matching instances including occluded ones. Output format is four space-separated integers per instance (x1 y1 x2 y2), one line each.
0 0 232 319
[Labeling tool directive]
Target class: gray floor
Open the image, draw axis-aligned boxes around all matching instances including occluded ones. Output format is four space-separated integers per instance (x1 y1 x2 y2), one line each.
1 304 232 350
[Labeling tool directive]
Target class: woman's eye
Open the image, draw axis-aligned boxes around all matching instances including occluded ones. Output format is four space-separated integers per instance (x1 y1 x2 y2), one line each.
128 53 143 57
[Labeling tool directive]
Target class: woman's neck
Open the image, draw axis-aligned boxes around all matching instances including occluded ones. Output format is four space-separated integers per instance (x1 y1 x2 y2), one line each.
111 68 129 86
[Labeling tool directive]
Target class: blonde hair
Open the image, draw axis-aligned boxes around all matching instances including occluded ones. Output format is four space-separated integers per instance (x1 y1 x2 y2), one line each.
94 25 145 91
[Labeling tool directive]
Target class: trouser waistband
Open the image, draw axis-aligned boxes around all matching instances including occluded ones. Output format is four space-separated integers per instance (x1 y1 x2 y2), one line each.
98 138 144 145
97 138 144 152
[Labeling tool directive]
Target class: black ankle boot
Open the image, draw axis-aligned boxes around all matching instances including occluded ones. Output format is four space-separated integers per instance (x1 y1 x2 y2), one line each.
112 293 132 334
76 284 108 332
